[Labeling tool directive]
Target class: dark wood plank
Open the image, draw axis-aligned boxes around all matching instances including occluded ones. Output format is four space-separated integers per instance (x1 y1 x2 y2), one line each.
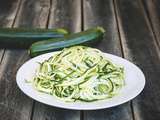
142 0 160 49
0 1 30 120
48 0 81 32
0 50 32 120
83 0 133 120
84 0 121 56
0 0 21 64
115 0 160 120
32 0 81 120
0 0 51 120
14 0 50 28
32 104 80 120
0 0 21 27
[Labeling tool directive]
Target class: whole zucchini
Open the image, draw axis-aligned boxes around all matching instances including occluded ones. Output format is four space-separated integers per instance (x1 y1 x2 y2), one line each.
0 28 68 48
29 27 105 57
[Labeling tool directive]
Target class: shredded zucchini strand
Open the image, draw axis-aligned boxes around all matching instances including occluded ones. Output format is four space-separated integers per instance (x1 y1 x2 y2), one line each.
32 46 124 102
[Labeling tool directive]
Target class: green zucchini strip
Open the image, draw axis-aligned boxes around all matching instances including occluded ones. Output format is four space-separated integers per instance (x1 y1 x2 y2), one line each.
32 46 125 102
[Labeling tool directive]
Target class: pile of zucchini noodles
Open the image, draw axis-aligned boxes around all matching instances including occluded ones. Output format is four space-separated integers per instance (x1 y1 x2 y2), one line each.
33 46 124 102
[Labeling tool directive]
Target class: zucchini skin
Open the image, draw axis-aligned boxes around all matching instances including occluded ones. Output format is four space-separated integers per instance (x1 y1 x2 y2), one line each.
29 27 105 57
0 28 68 48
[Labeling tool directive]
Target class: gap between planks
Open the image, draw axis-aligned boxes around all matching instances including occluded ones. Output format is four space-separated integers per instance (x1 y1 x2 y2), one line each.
46 0 52 28
138 0 160 52
0 0 22 72
30 0 81 120
113 0 135 120
113 0 160 120
140 0 160 50
27 0 51 119
0 50 5 66
12 0 23 28
11 0 51 119
80 0 84 120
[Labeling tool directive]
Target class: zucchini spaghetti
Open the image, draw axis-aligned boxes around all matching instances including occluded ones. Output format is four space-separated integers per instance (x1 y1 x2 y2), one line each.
33 46 124 102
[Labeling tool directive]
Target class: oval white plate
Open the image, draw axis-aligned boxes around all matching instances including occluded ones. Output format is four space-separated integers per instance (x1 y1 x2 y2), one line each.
16 52 145 110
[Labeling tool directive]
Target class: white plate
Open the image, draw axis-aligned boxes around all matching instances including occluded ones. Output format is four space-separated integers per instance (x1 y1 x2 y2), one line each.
16 52 145 110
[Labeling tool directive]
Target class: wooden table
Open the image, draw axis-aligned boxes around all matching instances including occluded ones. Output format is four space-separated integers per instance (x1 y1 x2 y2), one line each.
0 0 160 120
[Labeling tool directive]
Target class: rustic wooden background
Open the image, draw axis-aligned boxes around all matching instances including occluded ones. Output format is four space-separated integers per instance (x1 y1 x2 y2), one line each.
0 0 160 120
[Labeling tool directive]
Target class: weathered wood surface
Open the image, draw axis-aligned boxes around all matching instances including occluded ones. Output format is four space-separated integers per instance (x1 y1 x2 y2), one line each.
0 0 160 120
115 0 160 120
14 0 50 28
0 0 50 120
0 0 81 120
83 0 132 119
0 0 21 66
32 0 81 120
0 0 21 27
0 50 31 120
0 0 32 120
142 0 160 49
48 0 81 32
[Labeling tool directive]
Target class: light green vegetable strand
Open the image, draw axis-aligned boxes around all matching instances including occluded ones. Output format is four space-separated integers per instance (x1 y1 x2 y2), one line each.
33 46 124 102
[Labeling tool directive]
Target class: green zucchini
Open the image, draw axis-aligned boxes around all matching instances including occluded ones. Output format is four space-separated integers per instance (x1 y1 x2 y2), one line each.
0 28 68 48
29 27 105 57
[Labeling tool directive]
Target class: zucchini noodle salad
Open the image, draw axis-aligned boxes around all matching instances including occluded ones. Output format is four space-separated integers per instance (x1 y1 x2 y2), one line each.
32 46 125 102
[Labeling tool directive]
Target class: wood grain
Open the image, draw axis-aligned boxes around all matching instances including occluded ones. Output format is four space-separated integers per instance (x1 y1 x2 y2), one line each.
14 0 50 28
0 0 51 120
83 0 133 120
0 0 21 64
48 0 81 32
142 0 160 49
0 50 32 120
32 104 80 120
0 0 159 120
32 0 81 120
115 0 160 120
0 0 21 27
0 1 26 120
